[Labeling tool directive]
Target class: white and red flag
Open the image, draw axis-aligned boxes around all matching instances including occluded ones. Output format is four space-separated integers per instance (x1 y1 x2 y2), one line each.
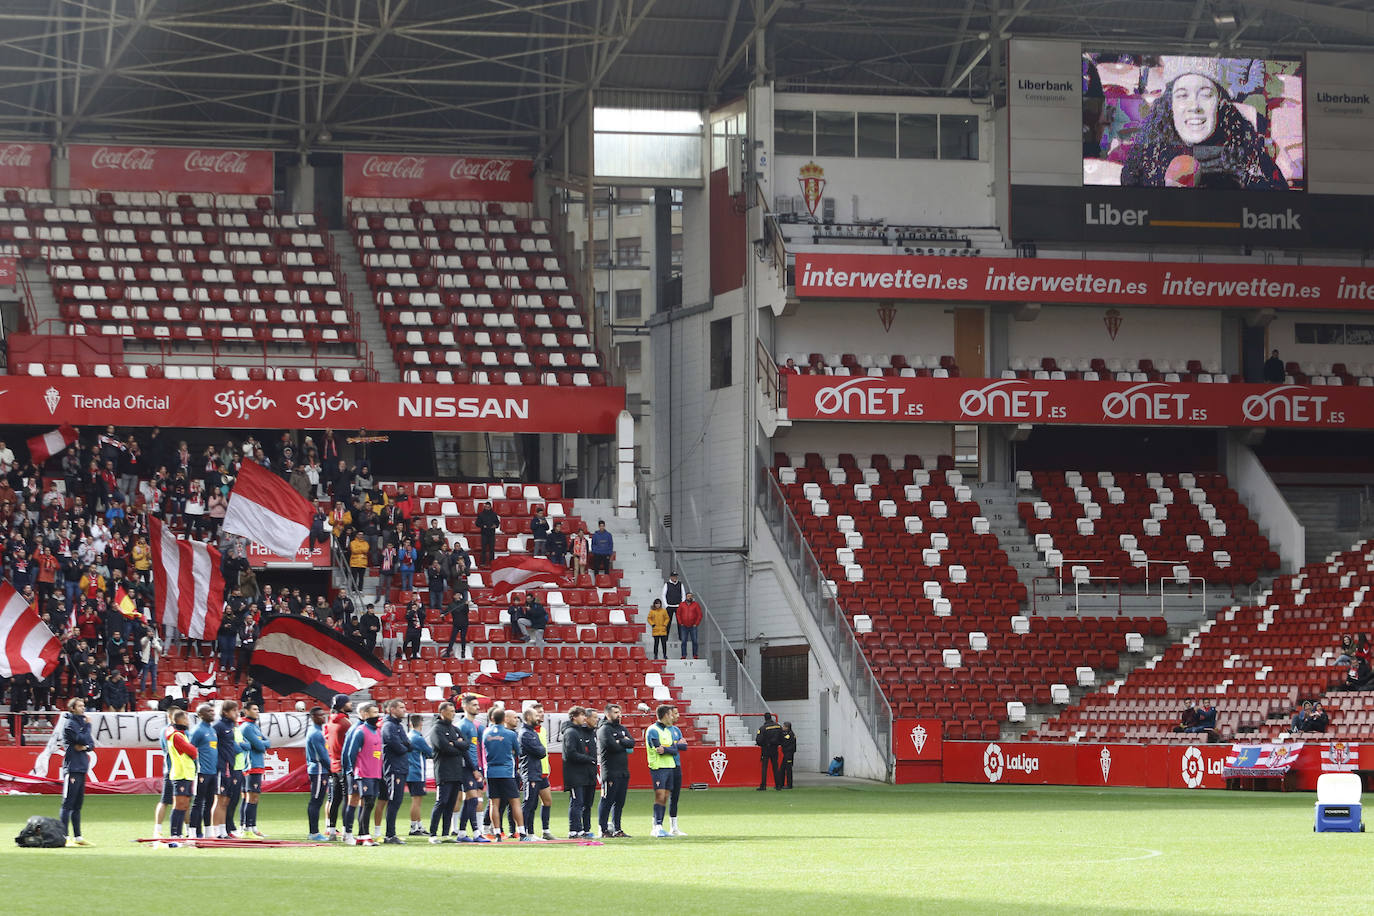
0 582 61 679
150 518 224 641
222 460 314 558
488 555 572 598
26 424 78 464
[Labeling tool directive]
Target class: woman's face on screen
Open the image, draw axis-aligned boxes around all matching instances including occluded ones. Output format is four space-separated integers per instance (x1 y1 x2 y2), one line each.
1171 74 1220 145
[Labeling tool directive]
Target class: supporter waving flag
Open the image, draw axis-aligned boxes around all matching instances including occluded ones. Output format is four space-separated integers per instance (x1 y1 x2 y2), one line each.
150 518 224 641
488 555 572 598
0 582 61 679
26 424 78 464
223 460 315 558
248 615 391 705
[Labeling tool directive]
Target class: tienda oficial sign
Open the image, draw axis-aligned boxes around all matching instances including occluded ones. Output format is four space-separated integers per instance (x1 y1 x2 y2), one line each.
787 375 1372 430
794 252 1374 311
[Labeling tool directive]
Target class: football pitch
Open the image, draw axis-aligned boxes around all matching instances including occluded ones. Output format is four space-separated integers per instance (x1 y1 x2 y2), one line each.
1 782 1367 914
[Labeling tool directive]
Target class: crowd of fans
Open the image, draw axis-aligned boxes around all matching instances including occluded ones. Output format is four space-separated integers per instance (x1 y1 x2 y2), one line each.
0 425 614 733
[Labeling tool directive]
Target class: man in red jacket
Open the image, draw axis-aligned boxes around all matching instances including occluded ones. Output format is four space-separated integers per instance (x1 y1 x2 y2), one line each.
676 593 703 660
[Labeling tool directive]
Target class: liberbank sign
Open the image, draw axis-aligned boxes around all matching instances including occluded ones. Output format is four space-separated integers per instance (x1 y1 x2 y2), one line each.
1010 185 1374 249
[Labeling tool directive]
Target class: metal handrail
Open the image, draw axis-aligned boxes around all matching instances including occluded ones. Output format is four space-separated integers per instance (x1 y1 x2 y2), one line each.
756 462 893 764
635 479 768 726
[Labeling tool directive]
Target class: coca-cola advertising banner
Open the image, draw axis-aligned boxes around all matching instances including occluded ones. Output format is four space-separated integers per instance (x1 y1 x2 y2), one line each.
893 718 944 762
343 153 533 202
787 375 1374 430
0 376 622 436
68 144 273 194
795 252 1374 311
0 141 50 188
0 256 15 287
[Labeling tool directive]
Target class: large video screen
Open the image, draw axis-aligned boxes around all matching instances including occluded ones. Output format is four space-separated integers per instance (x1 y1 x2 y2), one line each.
1082 53 1304 190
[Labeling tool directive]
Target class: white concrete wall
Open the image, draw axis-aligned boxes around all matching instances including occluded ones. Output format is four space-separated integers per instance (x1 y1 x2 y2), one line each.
1007 305 1222 369
1229 438 1304 573
775 301 956 365
1267 309 1374 373
773 423 954 470
680 184 712 307
770 92 995 227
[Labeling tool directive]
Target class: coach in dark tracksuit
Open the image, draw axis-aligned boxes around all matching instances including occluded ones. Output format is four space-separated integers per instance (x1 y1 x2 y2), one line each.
597 703 636 837
60 698 95 844
561 707 599 838
380 701 412 843
428 702 465 838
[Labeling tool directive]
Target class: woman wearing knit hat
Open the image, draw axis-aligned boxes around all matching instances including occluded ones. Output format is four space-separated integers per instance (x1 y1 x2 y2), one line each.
1121 55 1287 189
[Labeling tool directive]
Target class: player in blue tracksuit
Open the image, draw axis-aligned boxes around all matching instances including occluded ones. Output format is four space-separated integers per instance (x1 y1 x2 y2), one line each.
482 707 533 840
240 706 271 836
380 700 412 843
305 706 330 840
59 698 95 846
340 714 367 843
189 704 219 838
211 700 249 838
405 714 434 836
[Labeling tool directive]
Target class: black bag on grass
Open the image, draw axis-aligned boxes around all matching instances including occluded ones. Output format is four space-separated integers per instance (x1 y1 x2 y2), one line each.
15 815 66 848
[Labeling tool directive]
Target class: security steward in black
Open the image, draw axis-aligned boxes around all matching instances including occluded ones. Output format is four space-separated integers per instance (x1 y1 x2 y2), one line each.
755 713 784 790
779 721 797 789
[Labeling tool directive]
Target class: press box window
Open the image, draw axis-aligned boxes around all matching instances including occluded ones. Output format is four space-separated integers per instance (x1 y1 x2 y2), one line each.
857 113 897 158
760 645 809 702
814 111 855 157
774 109 813 156
710 316 732 389
940 114 980 160
898 114 938 159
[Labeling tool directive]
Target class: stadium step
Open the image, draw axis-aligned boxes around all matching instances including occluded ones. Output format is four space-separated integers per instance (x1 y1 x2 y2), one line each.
331 228 401 383
1278 484 1374 566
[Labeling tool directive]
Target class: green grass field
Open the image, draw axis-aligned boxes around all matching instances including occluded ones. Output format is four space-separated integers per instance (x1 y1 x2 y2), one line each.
1 783 1367 914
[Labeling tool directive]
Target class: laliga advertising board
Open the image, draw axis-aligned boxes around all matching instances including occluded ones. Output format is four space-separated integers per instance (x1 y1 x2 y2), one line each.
941 741 1232 789
788 374 1374 430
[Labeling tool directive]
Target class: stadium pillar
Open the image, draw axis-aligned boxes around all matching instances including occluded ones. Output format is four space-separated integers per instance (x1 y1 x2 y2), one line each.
616 410 635 518
289 163 316 214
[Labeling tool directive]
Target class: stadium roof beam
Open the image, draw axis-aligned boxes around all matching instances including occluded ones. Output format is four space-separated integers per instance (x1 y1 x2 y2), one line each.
947 0 1033 92
1242 0 1374 38
303 0 411 149
57 0 158 143
708 0 786 95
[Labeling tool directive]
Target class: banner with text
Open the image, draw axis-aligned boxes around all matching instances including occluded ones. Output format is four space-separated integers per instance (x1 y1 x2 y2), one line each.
794 252 1374 310
0 142 50 188
787 375 1372 430
1222 742 1305 778
247 540 332 568
343 153 534 202
68 144 273 195
0 376 623 435
944 741 1234 789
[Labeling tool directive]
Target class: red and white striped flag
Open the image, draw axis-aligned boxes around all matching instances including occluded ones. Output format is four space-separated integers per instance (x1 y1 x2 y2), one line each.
222 460 314 558
488 555 572 598
26 424 78 464
150 518 225 641
0 582 60 679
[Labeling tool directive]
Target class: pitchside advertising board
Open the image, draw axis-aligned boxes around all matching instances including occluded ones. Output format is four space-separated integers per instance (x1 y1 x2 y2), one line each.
0 376 623 434
788 374 1374 431
1008 39 1374 247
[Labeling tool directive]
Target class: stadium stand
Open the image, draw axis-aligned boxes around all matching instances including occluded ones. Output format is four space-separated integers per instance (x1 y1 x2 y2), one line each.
773 452 1167 739
1030 536 1374 744
345 198 606 385
778 352 960 377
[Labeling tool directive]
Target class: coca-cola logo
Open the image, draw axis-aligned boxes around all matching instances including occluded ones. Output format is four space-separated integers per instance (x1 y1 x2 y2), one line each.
0 143 35 168
183 150 250 174
361 156 427 180
448 157 515 183
90 147 156 171
1241 384 1337 425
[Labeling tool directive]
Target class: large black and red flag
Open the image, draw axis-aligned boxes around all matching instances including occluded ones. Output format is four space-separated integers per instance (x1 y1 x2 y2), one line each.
248 616 391 705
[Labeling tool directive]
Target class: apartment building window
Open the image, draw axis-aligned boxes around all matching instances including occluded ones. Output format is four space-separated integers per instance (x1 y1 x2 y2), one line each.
617 196 644 216
615 289 642 320
616 236 642 267
670 235 683 267
710 316 732 389
617 340 642 371
592 240 611 268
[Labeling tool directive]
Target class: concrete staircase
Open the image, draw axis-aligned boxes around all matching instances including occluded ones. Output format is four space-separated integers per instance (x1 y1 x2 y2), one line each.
579 500 753 746
331 228 400 383
19 259 61 330
1279 485 1374 566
